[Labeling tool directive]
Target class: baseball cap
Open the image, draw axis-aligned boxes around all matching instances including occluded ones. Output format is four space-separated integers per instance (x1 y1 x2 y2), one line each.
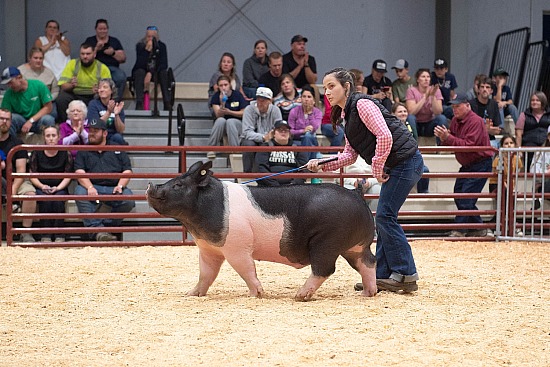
449 92 469 105
1 67 21 84
493 68 509 77
372 59 387 73
291 35 308 43
89 119 108 130
256 87 273 100
274 120 290 130
434 58 448 68
392 59 409 70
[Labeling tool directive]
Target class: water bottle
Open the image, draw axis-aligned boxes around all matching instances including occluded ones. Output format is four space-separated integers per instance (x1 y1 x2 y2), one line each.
221 91 228 109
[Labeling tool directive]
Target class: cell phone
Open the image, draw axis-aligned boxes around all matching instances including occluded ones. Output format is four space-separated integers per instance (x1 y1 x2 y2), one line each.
381 86 391 92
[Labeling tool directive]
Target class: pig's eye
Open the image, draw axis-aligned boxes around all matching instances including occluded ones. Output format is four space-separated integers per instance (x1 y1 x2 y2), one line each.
173 182 183 188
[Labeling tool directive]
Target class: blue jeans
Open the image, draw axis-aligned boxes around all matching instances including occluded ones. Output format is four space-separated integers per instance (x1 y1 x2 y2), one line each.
453 158 492 230
243 87 257 99
499 104 519 123
375 150 423 279
320 124 344 146
108 66 127 102
295 131 320 160
408 114 448 144
75 184 135 229
10 113 55 136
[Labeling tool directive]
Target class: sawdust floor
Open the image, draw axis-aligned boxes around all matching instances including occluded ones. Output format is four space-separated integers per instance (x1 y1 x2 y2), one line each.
1 240 549 367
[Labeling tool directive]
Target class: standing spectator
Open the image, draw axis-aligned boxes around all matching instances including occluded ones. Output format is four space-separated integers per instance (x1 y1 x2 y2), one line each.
74 119 135 242
242 40 269 99
492 68 520 135
131 25 170 111
405 68 447 143
240 87 282 173
515 91 550 169
56 43 111 122
362 59 393 111
282 35 317 89
258 51 283 97
206 75 248 159
273 74 302 121
59 100 89 159
0 108 37 242
434 93 493 237
85 19 127 101
87 78 126 145
29 126 73 242
255 120 309 187
18 47 59 100
208 52 246 99
287 85 322 160
431 58 457 119
469 76 502 148
391 59 414 103
320 94 344 147
0 67 55 136
33 20 70 80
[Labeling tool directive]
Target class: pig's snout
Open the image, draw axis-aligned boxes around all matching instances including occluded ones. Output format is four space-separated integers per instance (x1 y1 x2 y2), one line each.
146 183 163 200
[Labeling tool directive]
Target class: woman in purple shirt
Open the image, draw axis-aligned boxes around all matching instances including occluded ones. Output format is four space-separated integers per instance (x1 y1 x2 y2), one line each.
287 85 322 159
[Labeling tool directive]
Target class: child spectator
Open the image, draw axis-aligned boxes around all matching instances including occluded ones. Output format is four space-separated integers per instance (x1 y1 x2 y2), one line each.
391 59 414 103
492 68 519 134
431 58 457 119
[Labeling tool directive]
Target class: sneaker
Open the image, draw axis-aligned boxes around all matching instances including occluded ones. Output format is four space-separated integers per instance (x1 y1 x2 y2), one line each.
19 233 35 242
41 237 52 243
515 229 524 237
467 229 488 237
486 229 495 238
376 278 418 293
96 232 117 241
449 230 466 237
54 237 65 243
207 151 216 159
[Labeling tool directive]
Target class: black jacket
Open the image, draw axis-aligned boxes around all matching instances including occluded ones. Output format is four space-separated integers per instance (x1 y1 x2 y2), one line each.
522 108 550 147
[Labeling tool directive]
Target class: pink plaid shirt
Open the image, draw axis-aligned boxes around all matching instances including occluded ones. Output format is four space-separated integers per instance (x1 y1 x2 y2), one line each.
321 98 392 178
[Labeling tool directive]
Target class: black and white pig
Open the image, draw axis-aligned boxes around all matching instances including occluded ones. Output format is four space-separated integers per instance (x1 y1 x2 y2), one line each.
146 161 377 300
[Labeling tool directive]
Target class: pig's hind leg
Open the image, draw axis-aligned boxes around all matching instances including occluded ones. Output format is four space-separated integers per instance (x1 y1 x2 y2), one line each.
223 252 265 298
342 244 377 297
187 250 225 297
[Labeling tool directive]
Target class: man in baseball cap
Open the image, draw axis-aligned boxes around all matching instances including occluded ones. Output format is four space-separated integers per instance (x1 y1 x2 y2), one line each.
391 59 413 103
431 57 458 118
363 59 392 110
282 34 317 88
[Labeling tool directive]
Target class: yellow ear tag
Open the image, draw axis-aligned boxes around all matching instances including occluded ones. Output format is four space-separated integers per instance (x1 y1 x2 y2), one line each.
200 170 207 176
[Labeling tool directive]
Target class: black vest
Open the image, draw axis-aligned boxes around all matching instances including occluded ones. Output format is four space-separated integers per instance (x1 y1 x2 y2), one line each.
344 93 417 168
522 108 550 147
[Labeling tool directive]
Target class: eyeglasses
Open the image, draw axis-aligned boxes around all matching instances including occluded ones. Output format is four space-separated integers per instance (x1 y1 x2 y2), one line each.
146 26 158 31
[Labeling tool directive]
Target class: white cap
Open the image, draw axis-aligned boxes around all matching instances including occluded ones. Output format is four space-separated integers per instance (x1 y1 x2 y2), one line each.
256 87 273 100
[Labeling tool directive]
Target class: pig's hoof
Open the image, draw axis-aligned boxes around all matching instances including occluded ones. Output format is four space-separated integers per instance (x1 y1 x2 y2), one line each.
187 288 207 297
294 290 314 302
354 282 378 297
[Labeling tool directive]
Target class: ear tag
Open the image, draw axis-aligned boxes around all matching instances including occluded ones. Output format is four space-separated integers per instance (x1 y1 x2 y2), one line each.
200 170 207 176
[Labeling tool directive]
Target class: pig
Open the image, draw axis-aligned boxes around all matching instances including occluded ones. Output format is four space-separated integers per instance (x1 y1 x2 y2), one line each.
146 160 377 300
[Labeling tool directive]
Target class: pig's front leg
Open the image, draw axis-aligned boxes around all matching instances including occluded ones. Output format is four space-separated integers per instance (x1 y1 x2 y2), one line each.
224 252 265 298
295 274 327 301
187 250 225 297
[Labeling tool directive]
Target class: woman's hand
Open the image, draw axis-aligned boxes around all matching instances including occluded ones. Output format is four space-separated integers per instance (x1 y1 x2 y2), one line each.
114 101 124 115
107 99 116 113
377 172 389 184
307 159 321 172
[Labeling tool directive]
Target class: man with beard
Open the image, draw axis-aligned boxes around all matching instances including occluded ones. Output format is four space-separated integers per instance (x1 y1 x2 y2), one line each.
56 43 111 122
468 76 502 148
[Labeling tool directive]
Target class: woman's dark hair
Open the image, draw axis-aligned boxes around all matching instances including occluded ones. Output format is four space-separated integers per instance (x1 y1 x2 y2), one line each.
45 20 60 29
499 134 517 146
218 52 237 80
95 19 108 29
392 101 407 114
323 67 354 130
301 84 315 96
414 68 431 81
216 74 231 86
254 39 267 49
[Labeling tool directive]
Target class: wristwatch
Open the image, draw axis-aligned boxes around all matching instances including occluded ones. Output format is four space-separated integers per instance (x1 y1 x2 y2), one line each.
29 117 35 124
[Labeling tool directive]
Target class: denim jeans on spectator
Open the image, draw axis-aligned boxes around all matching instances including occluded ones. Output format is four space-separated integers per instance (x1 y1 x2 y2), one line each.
408 114 447 144
320 124 344 146
243 87 257 99
375 150 423 279
295 131 320 160
108 66 127 102
499 104 519 123
10 113 55 136
74 184 135 229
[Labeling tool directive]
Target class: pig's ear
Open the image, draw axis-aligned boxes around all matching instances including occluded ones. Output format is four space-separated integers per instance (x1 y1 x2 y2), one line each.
195 161 213 187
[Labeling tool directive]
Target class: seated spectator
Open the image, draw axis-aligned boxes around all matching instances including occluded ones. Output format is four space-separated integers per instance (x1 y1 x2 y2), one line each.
131 25 170 111
85 19 127 101
74 119 135 242
87 78 126 145
18 47 59 100
391 59 414 103
258 51 283 97
393 102 430 193
33 20 70 80
320 94 344 146
208 52 246 100
492 68 519 134
340 156 381 210
242 40 269 99
59 100 90 159
207 75 248 159
362 59 393 111
0 67 55 136
515 91 550 168
56 43 111 122
287 85 322 160
273 73 302 121
465 73 486 101
255 120 309 186
0 108 37 242
406 68 447 143
431 58 457 119
349 68 365 92
240 87 282 172
530 127 550 207
469 76 502 149
29 126 73 242
282 35 317 89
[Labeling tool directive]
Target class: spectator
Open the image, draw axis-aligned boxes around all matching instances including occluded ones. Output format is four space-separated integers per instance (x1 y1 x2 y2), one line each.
85 19 127 101
434 93 493 237
59 100 89 159
492 68 520 135
515 91 550 169
0 67 55 136
530 127 550 209
74 119 135 242
465 73 487 101
469 76 502 149
242 40 269 99
206 75 248 159
349 68 365 92
273 74 302 121
0 108 37 242
255 120 309 186
393 102 430 193
287 85 322 160
362 59 393 111
258 51 283 97
282 35 317 88
391 59 414 103
320 94 344 146
87 78 126 145
18 47 59 100
29 126 73 242
33 20 70 80
208 52 246 99
431 58 457 119
131 25 170 111
56 43 111 122
240 87 282 173
406 68 447 143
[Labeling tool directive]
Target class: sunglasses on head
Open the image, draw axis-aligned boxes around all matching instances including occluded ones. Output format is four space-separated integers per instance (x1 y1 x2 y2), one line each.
147 26 158 31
